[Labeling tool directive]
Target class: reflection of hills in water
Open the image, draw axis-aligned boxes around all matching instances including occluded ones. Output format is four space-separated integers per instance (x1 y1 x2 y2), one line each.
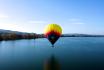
44 55 60 70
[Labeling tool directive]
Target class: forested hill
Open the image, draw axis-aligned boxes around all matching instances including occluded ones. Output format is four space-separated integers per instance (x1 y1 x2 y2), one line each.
0 29 38 41
0 29 104 41
0 29 28 34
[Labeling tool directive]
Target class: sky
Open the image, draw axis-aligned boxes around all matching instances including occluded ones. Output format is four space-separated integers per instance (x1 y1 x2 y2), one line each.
0 0 104 34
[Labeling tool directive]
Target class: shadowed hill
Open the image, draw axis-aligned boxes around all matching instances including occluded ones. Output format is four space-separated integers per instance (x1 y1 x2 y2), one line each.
0 29 37 41
0 29 104 41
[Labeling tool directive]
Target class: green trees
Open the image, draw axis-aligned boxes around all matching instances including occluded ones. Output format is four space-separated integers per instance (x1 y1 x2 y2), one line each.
0 33 37 41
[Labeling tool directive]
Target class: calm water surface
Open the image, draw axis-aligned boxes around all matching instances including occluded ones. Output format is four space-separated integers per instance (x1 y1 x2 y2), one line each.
0 37 104 70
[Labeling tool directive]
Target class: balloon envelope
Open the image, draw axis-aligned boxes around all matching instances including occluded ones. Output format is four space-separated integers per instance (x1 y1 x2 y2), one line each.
44 24 62 45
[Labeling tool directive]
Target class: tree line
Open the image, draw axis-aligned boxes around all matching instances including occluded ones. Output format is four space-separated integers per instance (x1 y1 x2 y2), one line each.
0 33 45 41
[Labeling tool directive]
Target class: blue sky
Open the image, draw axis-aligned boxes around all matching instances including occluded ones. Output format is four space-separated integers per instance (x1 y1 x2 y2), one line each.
0 0 104 34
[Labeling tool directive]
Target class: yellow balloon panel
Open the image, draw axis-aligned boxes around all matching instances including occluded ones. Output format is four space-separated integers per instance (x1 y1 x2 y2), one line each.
44 24 62 35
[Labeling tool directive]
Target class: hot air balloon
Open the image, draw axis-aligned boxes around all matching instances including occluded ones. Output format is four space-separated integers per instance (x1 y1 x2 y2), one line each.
44 24 62 46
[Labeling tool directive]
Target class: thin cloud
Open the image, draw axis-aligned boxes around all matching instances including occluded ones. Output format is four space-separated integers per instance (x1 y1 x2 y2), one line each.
69 18 85 25
0 23 18 30
69 18 80 21
71 22 84 24
29 21 47 23
0 14 9 18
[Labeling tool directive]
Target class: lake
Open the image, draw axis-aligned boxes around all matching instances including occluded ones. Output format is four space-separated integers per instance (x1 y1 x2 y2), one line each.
0 37 104 70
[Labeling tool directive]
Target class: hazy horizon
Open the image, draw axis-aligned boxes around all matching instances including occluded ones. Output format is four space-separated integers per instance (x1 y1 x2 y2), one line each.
0 0 104 34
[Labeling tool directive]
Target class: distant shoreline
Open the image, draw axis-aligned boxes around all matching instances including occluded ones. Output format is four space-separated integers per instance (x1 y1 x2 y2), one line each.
61 34 104 37
0 34 104 41
0 29 104 41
